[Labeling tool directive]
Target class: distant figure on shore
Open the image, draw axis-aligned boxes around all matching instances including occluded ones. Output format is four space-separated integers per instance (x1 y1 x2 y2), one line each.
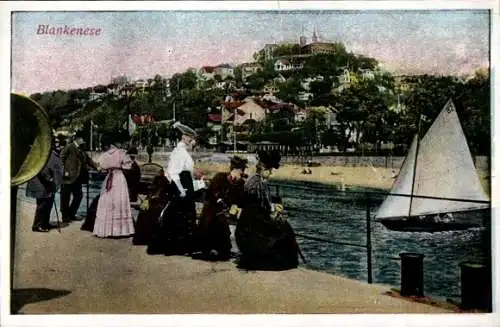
301 168 312 175
146 143 154 163
147 122 199 256
26 137 64 232
195 156 248 261
92 133 135 238
236 150 299 270
123 146 141 203
60 137 99 223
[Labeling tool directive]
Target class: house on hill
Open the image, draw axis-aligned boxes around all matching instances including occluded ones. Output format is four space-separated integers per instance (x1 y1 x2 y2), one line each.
199 66 216 80
214 64 235 79
274 59 304 72
240 62 260 81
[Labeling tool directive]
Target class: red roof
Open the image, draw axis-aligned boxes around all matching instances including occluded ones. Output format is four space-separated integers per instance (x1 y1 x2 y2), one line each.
201 66 216 73
223 101 245 110
207 113 221 122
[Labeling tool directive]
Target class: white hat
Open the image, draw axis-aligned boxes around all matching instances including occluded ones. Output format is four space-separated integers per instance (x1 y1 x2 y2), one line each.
173 121 198 138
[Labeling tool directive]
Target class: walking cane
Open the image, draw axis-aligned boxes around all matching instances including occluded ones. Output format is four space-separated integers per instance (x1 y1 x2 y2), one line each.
53 196 62 234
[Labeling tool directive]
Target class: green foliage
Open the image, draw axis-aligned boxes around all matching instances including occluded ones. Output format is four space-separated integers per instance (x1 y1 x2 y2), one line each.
277 78 303 104
272 43 302 57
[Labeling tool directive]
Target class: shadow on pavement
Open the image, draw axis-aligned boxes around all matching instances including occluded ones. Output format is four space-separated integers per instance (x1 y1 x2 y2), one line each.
11 288 72 314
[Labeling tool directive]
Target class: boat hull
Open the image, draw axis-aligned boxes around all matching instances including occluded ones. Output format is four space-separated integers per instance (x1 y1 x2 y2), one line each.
377 218 479 232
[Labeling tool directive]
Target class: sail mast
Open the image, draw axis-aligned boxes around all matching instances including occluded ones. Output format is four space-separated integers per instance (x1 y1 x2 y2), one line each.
408 115 423 218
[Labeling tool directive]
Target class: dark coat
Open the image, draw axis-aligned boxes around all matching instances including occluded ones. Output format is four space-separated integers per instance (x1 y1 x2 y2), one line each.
123 161 141 202
197 172 245 255
61 143 97 184
26 151 63 199
235 174 299 270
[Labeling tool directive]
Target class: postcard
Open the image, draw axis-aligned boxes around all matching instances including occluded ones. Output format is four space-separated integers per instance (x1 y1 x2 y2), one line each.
1 1 498 327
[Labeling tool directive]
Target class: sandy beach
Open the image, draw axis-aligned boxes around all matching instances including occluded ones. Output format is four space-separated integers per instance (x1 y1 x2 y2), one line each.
195 162 398 190
192 162 491 195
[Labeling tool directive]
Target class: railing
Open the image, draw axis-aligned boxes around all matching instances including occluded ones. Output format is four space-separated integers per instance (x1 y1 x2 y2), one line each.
268 182 490 288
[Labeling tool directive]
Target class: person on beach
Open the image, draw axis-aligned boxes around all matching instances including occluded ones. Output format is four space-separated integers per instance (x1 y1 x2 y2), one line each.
194 156 248 261
133 174 170 245
26 137 64 232
123 146 141 203
235 150 299 270
92 133 135 238
60 136 99 223
147 121 199 255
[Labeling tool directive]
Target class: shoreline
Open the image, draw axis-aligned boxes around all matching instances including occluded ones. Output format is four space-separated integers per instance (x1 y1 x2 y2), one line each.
136 159 490 194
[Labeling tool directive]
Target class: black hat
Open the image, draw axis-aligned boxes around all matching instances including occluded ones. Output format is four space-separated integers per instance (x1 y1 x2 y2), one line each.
230 155 248 170
173 121 198 138
100 133 114 147
101 130 129 147
257 150 281 169
127 146 138 155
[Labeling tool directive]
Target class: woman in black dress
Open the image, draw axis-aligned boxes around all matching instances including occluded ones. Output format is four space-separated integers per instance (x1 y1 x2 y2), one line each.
123 146 141 203
132 174 170 245
195 156 248 261
235 150 299 270
147 121 199 256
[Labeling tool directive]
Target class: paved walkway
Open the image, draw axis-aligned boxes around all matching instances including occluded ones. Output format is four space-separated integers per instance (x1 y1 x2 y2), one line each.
11 201 451 314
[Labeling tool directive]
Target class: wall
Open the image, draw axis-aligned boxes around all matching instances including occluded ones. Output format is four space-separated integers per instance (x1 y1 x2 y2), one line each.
89 151 489 171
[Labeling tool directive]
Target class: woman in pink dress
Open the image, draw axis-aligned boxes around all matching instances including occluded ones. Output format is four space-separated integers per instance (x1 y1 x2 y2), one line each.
93 134 135 238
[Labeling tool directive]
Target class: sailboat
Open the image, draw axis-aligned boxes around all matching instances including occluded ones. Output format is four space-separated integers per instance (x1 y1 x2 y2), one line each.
375 99 490 232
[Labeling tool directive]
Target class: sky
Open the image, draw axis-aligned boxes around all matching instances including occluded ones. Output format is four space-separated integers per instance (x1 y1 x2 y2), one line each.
11 10 490 94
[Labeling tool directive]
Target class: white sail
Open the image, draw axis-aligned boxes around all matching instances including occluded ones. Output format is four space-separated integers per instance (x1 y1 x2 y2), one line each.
375 100 489 219
410 100 489 216
375 135 418 219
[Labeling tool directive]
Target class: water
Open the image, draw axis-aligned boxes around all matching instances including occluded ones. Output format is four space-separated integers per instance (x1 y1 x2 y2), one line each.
270 179 490 302
17 178 490 302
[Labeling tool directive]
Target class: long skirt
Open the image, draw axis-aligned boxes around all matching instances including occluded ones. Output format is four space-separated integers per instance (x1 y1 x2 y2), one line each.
133 197 167 245
93 170 135 238
147 196 198 256
235 210 299 271
197 204 232 258
81 194 100 232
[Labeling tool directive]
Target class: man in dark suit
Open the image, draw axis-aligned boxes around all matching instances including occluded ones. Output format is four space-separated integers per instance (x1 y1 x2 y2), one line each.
26 138 64 232
60 137 99 223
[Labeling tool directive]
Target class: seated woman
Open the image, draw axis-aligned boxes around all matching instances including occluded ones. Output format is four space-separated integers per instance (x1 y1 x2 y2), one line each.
133 174 170 245
235 150 299 271
195 156 248 261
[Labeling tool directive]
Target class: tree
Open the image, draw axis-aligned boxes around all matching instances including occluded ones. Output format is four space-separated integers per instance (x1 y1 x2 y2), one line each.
234 66 243 87
272 43 301 57
277 78 303 104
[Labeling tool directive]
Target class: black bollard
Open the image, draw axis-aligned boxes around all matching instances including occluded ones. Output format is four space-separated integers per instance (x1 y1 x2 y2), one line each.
460 262 492 311
400 252 424 297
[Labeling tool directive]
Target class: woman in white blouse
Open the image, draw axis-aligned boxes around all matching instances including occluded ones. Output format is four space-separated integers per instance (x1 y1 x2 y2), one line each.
147 121 201 256
166 121 197 196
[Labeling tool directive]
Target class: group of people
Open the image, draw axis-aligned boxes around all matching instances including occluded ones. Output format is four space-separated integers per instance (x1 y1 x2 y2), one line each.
26 133 142 237
26 121 300 271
